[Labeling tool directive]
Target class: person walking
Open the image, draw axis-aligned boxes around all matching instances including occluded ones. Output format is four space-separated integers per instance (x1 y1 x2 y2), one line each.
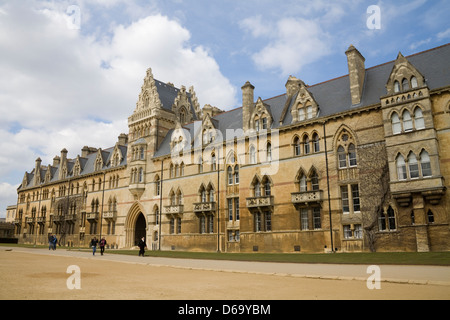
48 234 54 250
52 235 57 250
99 237 107 256
138 237 147 257
90 237 99 256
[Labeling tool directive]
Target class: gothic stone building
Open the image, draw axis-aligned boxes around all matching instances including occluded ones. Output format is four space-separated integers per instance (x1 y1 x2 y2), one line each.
13 44 450 253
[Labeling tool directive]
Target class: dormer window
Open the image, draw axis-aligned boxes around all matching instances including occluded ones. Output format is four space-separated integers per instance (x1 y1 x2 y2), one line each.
402 78 410 91
411 76 418 89
262 117 267 130
394 81 400 93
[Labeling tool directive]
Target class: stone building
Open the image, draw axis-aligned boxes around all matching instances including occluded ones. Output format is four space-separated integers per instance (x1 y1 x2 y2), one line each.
11 43 450 253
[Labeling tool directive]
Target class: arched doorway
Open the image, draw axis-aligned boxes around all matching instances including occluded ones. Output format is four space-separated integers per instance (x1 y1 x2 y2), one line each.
134 213 146 246
125 202 147 248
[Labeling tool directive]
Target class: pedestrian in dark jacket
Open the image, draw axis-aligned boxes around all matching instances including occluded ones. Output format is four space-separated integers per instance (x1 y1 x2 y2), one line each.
138 237 147 257
90 237 99 256
52 235 57 250
99 237 107 255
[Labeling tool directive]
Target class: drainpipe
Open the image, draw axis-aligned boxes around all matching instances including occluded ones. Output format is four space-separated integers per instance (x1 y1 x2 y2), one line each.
99 172 106 243
323 121 334 253
217 146 220 253
159 159 163 250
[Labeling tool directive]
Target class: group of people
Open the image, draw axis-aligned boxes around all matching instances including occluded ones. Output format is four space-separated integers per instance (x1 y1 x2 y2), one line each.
89 237 107 256
48 234 148 257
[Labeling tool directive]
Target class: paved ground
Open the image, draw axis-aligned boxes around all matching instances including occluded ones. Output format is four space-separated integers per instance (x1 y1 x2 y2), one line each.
1 246 449 300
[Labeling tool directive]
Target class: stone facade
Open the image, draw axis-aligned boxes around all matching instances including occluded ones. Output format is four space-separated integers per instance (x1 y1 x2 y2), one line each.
11 44 450 253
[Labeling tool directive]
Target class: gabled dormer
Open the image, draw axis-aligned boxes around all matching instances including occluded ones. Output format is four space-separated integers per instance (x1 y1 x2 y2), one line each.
170 121 189 155
44 165 53 183
111 144 124 167
250 97 273 131
200 112 219 146
290 82 319 123
172 85 195 125
385 52 426 96
72 156 82 176
94 149 106 172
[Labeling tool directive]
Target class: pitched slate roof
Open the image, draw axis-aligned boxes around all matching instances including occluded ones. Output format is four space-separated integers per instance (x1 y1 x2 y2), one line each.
154 43 450 158
22 43 450 186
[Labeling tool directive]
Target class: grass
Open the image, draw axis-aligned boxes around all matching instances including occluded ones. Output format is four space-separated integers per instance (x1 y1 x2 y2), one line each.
2 243 449 265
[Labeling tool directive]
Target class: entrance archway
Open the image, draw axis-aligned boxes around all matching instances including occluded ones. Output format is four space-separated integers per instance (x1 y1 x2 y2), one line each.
134 213 146 246
125 202 147 248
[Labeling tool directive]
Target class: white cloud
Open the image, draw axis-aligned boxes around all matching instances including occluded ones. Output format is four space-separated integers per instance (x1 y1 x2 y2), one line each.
0 182 19 218
243 17 331 77
437 28 450 40
0 0 237 213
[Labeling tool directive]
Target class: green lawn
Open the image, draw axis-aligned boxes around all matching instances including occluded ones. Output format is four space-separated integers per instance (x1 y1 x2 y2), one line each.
2 243 449 265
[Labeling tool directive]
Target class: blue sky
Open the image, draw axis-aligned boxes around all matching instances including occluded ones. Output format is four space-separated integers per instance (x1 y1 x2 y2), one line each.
0 0 449 217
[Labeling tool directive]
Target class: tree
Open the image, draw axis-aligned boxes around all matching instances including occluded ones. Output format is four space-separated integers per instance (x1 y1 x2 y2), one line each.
358 142 391 252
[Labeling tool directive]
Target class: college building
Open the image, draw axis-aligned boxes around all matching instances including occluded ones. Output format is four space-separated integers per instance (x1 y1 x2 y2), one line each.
10 43 450 253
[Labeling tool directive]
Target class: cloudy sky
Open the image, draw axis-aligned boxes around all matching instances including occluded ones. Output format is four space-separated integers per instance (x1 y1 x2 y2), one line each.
1 0 449 217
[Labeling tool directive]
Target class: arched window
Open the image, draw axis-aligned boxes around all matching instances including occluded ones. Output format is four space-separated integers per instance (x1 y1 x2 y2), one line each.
201 188 207 203
427 210 434 224
338 146 346 168
396 155 407 180
348 144 357 166
394 81 400 93
312 133 320 152
403 110 413 131
198 157 203 173
391 112 401 134
266 143 272 162
303 135 310 155
299 174 307 192
306 105 313 119
408 153 419 179
311 170 319 191
414 107 425 130
155 176 160 196
402 78 409 91
211 153 216 171
249 145 256 164
298 108 305 121
227 166 233 185
254 180 261 197
387 206 396 230
262 176 271 196
234 165 239 185
420 150 432 177
180 108 186 124
293 136 301 156
411 76 418 89
138 168 144 183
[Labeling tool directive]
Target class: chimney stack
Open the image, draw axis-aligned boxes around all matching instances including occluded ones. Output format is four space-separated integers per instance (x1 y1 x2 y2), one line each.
345 45 366 105
242 81 255 132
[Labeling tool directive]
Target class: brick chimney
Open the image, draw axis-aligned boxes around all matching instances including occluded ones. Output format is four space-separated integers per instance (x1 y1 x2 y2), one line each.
242 81 255 132
345 45 366 105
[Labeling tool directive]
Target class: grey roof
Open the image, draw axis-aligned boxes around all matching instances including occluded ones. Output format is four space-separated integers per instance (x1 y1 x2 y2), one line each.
154 79 198 120
154 43 450 158
23 43 450 186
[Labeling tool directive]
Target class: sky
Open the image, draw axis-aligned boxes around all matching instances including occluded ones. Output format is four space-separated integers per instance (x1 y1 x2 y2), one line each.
0 0 449 217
